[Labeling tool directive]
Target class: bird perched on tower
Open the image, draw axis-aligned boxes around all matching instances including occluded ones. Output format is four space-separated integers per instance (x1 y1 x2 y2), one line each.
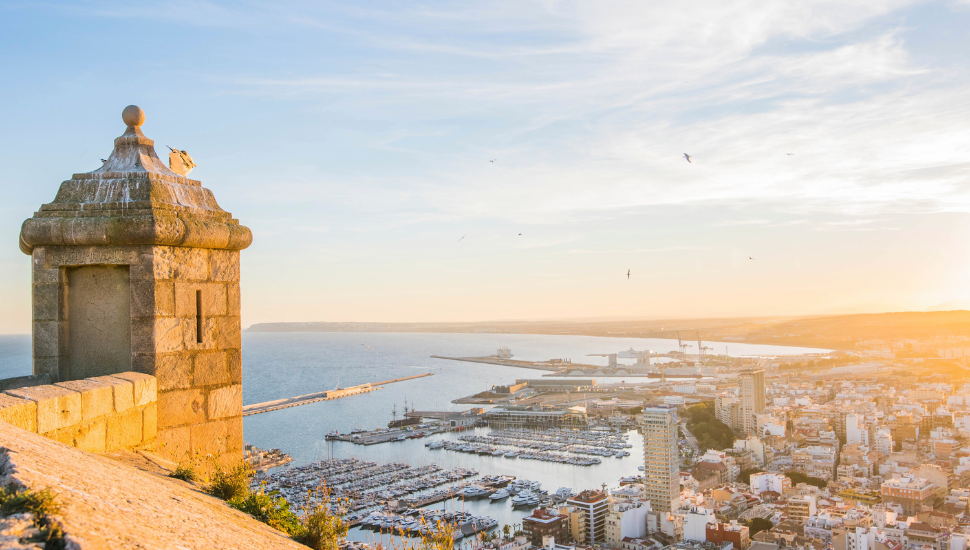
167 146 197 176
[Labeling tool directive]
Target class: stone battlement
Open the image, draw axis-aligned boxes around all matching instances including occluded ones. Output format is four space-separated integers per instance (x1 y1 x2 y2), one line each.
0 372 156 453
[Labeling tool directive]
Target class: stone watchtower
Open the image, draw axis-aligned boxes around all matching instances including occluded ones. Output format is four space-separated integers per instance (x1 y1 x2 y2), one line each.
19 106 251 464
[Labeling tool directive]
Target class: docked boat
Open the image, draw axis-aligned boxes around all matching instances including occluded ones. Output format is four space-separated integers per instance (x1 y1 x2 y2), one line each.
489 489 510 501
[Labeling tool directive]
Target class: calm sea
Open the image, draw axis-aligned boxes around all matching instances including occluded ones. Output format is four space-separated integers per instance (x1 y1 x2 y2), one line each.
0 331 826 542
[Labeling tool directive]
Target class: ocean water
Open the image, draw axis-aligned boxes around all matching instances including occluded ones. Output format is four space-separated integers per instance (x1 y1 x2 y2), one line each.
0 331 827 541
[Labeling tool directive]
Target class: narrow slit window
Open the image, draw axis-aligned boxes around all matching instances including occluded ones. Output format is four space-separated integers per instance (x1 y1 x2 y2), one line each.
196 290 203 343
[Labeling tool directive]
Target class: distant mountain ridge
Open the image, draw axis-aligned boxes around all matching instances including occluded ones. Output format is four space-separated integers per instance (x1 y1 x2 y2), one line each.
247 311 970 350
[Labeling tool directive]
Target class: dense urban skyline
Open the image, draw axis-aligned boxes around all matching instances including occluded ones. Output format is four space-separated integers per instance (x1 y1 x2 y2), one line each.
2 1 970 333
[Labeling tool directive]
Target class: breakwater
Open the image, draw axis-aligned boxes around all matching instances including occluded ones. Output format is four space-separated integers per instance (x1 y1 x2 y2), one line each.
242 373 434 416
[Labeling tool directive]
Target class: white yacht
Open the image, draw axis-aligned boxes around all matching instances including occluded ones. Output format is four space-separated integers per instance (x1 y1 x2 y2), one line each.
489 489 510 501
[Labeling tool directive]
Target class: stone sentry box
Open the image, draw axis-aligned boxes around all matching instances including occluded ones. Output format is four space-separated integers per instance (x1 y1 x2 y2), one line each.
18 105 252 465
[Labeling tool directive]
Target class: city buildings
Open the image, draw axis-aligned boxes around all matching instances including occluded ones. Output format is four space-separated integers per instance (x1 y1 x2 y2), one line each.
881 476 937 515
749 473 792 496
567 490 609 544
522 508 570 547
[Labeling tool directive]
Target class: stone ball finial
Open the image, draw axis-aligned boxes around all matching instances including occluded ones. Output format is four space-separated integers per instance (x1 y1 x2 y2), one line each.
122 105 145 127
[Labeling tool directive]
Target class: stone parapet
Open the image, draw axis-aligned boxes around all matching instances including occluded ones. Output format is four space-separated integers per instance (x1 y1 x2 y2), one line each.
0 372 157 453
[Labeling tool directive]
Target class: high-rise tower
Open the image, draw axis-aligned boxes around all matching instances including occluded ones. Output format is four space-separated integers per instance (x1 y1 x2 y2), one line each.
739 369 765 436
641 405 681 513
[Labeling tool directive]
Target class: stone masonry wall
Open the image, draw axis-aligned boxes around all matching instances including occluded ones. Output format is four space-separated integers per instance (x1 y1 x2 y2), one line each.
0 372 156 453
30 244 243 465
148 245 243 466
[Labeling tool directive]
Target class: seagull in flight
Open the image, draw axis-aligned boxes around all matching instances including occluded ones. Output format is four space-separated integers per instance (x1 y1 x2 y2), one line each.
489 159 497 163
749 257 755 260
786 153 794 156
459 235 467 242
518 233 522 236
627 269 631 279
683 153 692 163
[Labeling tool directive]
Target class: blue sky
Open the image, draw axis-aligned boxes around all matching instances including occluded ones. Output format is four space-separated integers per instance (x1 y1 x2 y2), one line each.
1 1 970 332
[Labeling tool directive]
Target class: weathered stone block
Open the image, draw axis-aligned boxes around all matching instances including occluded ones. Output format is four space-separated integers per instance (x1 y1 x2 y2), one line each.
204 283 228 316
32 321 58 357
131 278 174 317
6 385 81 433
87 375 134 413
143 403 157 440
175 282 227 321
130 317 155 355
107 407 143 450
182 317 217 351
226 416 243 451
157 426 191 463
157 389 205 428
154 317 185 353
31 284 58 321
227 283 240 316
226 349 242 384
31 249 58 284
154 353 193 391
46 427 75 446
130 353 156 376
74 418 107 453
210 250 239 282
207 384 242 420
110 372 157 407
152 247 209 281
215 316 241 350
54 379 113 422
190 419 228 457
0 394 37 432
32 357 59 380
127 248 153 281
194 352 227 387
174 282 199 318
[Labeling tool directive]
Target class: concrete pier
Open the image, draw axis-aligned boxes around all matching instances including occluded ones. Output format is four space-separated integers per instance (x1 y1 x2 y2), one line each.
242 373 433 416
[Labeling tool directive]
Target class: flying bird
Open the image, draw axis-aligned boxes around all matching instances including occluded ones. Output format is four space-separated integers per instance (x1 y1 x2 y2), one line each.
786 153 794 156
683 153 692 163
518 233 522 236
749 257 755 260
489 159 497 163
627 269 631 279
459 235 467 242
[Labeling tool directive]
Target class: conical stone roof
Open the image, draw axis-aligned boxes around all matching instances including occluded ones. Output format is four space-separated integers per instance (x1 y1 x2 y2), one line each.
19 105 251 254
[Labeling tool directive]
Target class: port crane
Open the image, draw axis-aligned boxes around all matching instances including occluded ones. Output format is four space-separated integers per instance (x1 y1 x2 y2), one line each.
677 331 691 355
696 333 713 356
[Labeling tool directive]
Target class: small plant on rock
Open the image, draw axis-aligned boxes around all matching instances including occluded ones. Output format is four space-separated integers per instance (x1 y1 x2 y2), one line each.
169 463 198 482
229 485 302 535
206 462 252 501
293 485 350 550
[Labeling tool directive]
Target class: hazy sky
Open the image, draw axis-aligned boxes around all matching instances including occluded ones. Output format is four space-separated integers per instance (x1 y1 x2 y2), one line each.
2 1 970 333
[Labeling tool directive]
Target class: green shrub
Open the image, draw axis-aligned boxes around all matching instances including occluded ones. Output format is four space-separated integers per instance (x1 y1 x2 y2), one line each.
293 503 349 550
207 463 251 501
0 486 60 517
229 490 302 535
170 464 198 482
0 486 65 548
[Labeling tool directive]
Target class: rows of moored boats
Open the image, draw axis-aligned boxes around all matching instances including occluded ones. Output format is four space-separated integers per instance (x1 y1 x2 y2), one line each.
426 439 604 466
358 509 498 539
456 434 630 458
254 458 479 514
